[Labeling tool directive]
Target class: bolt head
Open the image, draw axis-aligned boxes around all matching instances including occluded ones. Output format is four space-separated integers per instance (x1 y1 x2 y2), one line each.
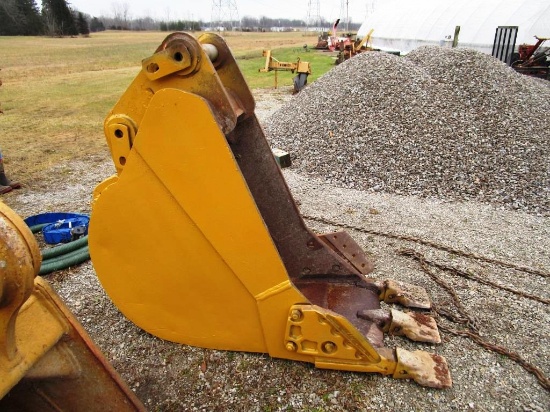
322 341 336 354
290 309 303 321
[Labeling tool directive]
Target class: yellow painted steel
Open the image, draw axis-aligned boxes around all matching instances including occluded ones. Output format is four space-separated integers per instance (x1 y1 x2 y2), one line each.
1 201 45 391
88 33 451 388
89 82 399 371
355 29 374 51
91 88 309 354
1 283 70 398
0 202 146 409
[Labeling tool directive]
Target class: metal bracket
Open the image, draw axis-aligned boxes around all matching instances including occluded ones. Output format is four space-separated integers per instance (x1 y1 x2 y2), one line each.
284 304 452 388
285 304 380 363
104 115 137 173
318 230 374 274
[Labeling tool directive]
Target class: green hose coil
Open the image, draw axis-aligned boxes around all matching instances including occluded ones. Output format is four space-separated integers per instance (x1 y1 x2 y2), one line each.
39 246 90 276
41 235 89 260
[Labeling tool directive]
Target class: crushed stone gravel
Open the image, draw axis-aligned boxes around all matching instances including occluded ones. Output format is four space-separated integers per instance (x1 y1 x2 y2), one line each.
3 82 549 411
264 47 550 216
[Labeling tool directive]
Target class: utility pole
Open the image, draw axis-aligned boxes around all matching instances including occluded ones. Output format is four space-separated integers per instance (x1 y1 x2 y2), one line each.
339 0 349 32
210 0 240 31
346 0 349 32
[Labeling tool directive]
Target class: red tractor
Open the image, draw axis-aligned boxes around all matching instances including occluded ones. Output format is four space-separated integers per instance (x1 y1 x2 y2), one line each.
511 36 550 80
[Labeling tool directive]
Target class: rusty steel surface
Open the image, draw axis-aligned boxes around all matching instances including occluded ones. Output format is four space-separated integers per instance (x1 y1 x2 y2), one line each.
1 202 145 411
231 115 375 280
89 32 451 388
224 74 451 387
198 33 255 122
389 310 441 343
294 280 384 348
380 279 432 309
395 348 452 388
319 230 374 274
0 278 146 412
228 113 388 346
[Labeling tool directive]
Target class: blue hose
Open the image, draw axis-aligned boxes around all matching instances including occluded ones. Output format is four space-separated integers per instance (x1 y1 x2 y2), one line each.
25 212 91 275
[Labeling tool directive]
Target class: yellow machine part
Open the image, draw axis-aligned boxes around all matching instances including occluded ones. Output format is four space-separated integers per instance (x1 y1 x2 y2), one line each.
0 201 145 410
90 88 308 357
89 32 451 388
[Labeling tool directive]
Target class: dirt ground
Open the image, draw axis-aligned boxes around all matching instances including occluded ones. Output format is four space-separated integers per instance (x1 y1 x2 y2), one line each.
2 87 549 411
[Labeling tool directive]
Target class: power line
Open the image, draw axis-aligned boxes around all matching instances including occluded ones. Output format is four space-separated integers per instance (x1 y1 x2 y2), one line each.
210 0 240 30
306 0 321 31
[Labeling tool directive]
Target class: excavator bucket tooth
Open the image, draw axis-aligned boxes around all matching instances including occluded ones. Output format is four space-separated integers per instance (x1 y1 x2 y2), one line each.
358 309 441 344
395 348 452 389
389 309 441 343
376 279 432 309
89 31 451 389
356 309 391 329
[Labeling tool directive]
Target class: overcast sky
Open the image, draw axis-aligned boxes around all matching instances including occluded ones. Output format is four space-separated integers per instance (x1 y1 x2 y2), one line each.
59 1 374 23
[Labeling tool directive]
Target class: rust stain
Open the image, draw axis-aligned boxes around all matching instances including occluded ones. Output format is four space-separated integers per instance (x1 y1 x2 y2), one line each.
433 354 452 388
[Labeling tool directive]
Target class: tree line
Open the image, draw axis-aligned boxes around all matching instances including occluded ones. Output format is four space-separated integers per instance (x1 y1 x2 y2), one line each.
0 0 360 36
0 0 90 36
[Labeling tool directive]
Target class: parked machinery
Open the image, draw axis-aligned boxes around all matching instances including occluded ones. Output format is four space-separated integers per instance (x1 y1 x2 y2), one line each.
259 49 312 93
512 36 550 80
88 32 452 389
326 19 351 52
314 31 330 50
335 29 374 64
319 19 374 65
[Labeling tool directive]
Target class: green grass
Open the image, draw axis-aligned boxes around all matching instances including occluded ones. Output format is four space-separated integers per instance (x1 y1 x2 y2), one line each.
0 31 335 183
237 47 336 89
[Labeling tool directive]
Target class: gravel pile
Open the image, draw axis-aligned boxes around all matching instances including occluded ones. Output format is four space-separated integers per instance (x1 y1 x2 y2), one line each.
264 47 550 216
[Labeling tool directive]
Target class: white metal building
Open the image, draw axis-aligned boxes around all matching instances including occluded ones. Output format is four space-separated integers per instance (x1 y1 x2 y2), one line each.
357 0 550 54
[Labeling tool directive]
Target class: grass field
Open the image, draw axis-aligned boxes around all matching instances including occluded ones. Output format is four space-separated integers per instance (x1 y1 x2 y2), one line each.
0 31 335 184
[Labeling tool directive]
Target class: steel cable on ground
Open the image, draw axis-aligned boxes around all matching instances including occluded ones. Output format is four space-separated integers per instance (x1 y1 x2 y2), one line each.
303 214 550 278
398 249 549 305
302 214 550 391
398 249 550 392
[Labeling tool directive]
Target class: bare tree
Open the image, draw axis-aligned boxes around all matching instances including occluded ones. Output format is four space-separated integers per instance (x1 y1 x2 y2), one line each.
42 6 58 35
111 1 130 29
111 2 122 27
121 2 130 28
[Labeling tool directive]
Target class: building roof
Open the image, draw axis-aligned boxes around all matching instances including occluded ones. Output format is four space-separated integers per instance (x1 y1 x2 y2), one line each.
357 0 550 54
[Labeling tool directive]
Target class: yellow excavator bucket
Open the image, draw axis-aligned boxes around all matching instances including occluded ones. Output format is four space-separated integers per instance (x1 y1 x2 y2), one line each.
89 32 452 389
0 201 145 410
